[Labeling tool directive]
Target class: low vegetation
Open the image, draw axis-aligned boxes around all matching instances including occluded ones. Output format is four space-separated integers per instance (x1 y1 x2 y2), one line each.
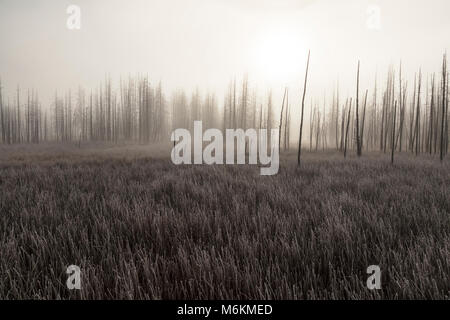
0 144 449 299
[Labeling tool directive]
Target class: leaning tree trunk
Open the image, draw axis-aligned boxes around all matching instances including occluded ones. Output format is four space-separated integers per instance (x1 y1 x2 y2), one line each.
297 50 310 166
278 88 287 154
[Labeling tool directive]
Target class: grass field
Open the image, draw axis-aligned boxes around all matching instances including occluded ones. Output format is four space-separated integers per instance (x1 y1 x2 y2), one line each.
0 143 449 299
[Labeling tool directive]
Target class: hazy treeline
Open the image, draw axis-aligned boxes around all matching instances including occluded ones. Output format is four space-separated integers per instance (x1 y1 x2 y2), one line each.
0 55 448 160
0 74 280 146
310 56 449 161
0 77 171 145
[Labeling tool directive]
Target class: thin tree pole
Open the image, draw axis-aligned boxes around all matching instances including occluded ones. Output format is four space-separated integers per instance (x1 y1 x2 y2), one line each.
0 79 4 143
446 68 449 156
278 87 287 154
284 91 289 150
16 86 21 143
233 78 236 129
340 99 347 151
409 75 417 152
440 53 447 161
259 104 263 129
356 61 362 156
335 80 340 150
287 103 291 151
297 50 311 166
415 70 422 156
429 74 435 154
310 104 315 152
398 62 403 152
391 101 397 164
360 89 368 151
344 99 352 158
397 84 407 152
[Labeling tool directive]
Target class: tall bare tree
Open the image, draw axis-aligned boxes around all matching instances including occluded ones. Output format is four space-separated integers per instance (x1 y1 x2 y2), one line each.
440 53 447 161
391 101 397 164
344 99 352 158
356 61 362 156
278 87 287 154
298 50 311 166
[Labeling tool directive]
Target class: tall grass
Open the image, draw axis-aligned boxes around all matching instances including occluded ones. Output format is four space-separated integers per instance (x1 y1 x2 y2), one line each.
0 145 449 299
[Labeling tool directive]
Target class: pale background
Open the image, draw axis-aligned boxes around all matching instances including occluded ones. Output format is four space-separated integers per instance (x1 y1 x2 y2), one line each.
0 0 449 123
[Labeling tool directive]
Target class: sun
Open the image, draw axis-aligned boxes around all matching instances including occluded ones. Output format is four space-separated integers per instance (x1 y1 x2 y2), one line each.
251 30 306 83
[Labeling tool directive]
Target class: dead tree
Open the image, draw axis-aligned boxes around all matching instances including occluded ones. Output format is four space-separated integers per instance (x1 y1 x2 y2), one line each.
440 53 447 161
0 79 4 143
335 81 340 150
278 88 287 154
415 70 422 156
391 101 397 164
309 103 315 152
286 102 291 151
283 92 290 151
340 99 348 151
344 99 352 158
397 83 407 152
429 74 435 154
298 50 310 166
356 61 362 156
360 89 368 151
16 86 21 143
315 109 321 151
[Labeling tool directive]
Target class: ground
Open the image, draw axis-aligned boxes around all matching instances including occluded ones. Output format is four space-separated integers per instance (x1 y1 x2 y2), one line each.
0 143 449 299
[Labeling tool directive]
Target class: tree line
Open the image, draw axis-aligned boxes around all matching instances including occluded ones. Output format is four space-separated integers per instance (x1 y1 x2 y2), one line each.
0 54 448 164
298 53 448 163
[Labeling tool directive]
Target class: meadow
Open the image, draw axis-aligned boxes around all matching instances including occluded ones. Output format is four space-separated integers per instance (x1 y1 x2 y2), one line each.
0 143 449 299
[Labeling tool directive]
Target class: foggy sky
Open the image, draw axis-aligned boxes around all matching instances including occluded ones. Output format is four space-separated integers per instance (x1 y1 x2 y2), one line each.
0 0 449 109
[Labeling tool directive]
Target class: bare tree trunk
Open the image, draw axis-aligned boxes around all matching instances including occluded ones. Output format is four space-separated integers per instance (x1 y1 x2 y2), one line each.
340 99 347 151
415 70 422 156
284 91 289 151
335 81 340 150
391 101 397 164
440 54 447 161
429 74 435 154
409 75 417 152
380 92 386 152
233 78 236 129
287 102 291 151
315 110 320 151
0 79 4 143
397 85 407 152
360 89 368 151
397 62 403 152
344 99 352 158
259 104 263 129
298 50 310 166
356 61 362 156
16 86 21 143
278 88 287 154
309 104 315 152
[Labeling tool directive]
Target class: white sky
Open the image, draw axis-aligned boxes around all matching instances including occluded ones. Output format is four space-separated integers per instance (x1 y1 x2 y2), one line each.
0 0 449 114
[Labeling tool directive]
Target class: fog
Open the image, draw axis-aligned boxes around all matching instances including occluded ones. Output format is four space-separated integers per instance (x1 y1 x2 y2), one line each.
0 0 449 112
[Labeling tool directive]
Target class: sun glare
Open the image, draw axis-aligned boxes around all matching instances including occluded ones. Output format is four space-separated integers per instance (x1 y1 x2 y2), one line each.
252 30 306 83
